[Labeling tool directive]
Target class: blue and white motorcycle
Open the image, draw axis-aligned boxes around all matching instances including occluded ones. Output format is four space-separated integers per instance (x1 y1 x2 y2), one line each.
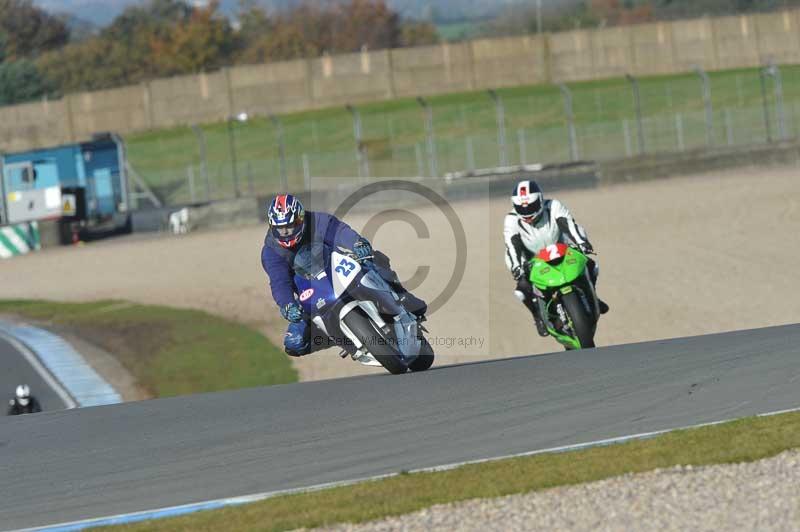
293 243 435 375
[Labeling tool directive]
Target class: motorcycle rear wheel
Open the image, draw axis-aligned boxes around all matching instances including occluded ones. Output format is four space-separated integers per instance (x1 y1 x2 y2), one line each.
342 310 407 375
561 291 596 349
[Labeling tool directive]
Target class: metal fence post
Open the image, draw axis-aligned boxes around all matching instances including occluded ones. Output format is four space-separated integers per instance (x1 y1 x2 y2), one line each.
517 129 527 165
488 90 508 167
623 119 633 156
346 104 369 180
693 66 714 146
767 62 787 141
187 166 196 203
675 113 685 151
414 143 425 177
269 114 289 191
302 154 311 192
559 83 579 161
417 97 439 178
387 115 396 148
226 117 240 198
625 74 646 155
759 68 773 143
724 109 734 146
191 125 210 201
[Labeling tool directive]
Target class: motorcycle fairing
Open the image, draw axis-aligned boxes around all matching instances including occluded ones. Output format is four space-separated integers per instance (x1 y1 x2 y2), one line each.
529 246 588 291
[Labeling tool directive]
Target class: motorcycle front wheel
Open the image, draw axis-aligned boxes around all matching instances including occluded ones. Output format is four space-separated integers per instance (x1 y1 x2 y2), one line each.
408 336 435 372
561 291 596 349
342 310 408 375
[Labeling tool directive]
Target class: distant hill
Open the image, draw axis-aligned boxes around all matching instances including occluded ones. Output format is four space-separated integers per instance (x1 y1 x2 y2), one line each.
35 0 139 26
34 0 524 27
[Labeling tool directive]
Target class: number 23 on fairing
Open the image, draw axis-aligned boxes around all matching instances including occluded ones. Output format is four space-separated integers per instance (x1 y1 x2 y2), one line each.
332 252 361 298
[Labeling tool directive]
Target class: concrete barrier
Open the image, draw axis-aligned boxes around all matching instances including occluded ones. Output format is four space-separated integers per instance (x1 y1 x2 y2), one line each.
596 141 800 185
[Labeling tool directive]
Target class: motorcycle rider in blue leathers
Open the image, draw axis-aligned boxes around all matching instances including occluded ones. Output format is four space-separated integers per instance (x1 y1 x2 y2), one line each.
261 194 427 357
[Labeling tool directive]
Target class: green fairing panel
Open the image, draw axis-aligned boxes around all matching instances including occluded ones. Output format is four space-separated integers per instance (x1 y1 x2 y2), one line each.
528 247 588 291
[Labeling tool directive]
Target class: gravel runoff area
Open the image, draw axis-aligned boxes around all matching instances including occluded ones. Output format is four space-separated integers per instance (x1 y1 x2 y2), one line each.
1 166 799 382
315 451 800 532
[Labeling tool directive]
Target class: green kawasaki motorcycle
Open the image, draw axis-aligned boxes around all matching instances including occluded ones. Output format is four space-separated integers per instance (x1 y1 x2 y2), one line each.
527 243 600 350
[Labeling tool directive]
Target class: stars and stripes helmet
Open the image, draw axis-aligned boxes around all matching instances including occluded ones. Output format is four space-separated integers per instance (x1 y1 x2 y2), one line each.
267 194 305 249
511 180 544 223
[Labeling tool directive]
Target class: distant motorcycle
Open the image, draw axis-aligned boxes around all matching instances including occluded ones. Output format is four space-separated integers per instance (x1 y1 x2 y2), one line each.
293 243 434 374
7 385 42 416
527 243 600 350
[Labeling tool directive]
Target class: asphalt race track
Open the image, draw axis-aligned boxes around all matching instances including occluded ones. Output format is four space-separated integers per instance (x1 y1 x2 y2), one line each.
0 335 67 415
2 324 800 530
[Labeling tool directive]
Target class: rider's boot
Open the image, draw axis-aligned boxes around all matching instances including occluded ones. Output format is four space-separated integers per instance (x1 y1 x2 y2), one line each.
515 290 549 337
530 302 549 337
372 250 428 320
393 283 428 321
598 299 609 315
295 323 348 356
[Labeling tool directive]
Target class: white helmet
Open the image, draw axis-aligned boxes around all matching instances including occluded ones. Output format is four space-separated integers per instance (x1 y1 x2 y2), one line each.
15 384 30 406
511 180 544 223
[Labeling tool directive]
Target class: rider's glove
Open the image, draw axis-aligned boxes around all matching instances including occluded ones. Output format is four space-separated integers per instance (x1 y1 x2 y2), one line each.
579 241 594 254
281 302 303 323
512 265 524 281
353 239 373 262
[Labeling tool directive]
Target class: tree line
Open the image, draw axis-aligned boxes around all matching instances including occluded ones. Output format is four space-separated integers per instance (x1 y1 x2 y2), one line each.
488 0 800 36
0 0 438 105
2 0 799 106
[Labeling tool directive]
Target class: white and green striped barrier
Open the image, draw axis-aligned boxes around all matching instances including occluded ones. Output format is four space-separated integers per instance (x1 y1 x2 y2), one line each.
0 221 40 259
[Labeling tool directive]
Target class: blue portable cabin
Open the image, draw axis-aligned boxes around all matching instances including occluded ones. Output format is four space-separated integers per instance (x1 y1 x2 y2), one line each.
0 133 129 230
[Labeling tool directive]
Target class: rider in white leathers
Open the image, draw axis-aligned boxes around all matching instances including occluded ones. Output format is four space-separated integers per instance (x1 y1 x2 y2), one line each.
504 180 608 336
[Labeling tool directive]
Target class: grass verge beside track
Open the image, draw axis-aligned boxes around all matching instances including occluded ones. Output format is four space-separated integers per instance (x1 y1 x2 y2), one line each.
0 300 297 397
100 410 800 532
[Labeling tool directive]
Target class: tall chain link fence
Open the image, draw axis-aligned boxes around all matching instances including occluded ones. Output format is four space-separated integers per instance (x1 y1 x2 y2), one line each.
125 64 800 206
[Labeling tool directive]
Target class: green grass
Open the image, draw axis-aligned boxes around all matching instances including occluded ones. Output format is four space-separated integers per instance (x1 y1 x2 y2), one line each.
436 21 482 41
100 410 800 531
0 300 297 397
125 64 800 205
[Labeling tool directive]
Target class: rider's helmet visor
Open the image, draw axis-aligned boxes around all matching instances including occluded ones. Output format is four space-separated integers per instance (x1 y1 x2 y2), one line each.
273 225 295 237
514 198 542 218
271 218 304 244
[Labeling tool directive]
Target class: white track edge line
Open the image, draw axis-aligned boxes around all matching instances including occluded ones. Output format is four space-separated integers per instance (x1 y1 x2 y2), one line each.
0 330 77 410
14 404 800 532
